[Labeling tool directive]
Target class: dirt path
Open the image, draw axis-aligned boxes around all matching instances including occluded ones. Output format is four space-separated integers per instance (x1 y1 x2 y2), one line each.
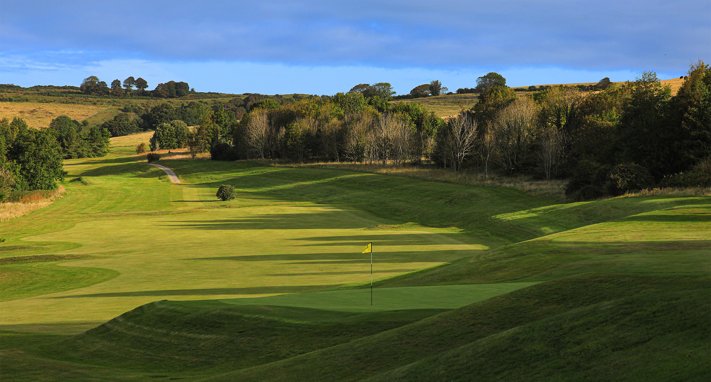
149 163 180 184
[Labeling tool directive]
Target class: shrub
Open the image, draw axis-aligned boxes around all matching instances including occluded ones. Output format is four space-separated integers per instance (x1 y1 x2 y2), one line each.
0 165 17 202
565 160 609 200
607 163 653 195
136 143 147 154
216 184 236 201
146 153 161 163
210 143 239 161
661 157 711 187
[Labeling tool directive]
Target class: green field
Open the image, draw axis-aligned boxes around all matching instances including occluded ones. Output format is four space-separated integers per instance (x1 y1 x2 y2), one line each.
1 132 709 380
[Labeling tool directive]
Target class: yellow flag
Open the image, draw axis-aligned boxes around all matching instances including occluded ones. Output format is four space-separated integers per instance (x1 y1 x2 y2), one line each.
362 243 372 254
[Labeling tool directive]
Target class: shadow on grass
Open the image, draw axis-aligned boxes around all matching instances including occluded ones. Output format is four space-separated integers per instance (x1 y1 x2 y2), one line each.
53 284 340 298
190 249 476 264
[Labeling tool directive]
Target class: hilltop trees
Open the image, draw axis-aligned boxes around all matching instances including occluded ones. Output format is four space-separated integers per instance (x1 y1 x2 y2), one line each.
476 72 507 93
135 77 149 94
123 76 136 92
349 83 395 99
154 81 191 98
78 76 187 98
80 76 109 95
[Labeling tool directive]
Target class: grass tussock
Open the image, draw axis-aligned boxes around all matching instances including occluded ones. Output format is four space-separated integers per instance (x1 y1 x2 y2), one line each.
0 186 64 221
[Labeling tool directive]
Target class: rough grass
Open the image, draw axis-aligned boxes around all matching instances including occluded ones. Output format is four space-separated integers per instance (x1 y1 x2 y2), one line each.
391 93 478 118
0 102 112 128
0 187 64 221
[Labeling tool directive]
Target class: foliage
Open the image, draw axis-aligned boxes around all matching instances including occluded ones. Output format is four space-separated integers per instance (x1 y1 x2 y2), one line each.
9 128 64 190
210 142 239 161
153 81 191 98
136 142 147 154
102 112 141 137
349 82 395 99
475 72 507 93
146 153 161 162
607 162 653 195
216 184 236 201
150 120 190 151
48 116 110 159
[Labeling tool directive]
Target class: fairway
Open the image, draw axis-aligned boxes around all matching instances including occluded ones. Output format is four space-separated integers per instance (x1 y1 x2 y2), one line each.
1 132 710 380
0 133 498 332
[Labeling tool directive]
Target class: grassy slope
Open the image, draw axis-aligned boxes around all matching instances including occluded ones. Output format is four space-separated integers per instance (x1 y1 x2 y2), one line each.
1 131 710 380
1 132 562 331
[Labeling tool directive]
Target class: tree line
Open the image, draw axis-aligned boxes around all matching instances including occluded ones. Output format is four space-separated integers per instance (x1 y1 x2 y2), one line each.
80 76 191 98
0 117 109 201
117 62 711 201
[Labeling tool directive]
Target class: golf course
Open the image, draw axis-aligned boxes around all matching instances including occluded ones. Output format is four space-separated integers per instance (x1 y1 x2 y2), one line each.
0 131 709 380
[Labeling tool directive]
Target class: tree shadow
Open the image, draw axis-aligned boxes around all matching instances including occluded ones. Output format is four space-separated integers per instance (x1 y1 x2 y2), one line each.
190 249 478 264
53 284 340 298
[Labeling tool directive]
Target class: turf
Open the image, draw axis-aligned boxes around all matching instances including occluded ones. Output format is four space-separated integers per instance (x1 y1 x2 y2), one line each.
1 131 709 380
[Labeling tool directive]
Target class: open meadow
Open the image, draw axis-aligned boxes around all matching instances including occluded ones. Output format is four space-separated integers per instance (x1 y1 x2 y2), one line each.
1 132 709 380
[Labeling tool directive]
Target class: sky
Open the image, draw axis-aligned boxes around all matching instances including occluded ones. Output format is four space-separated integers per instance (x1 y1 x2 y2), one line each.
0 0 709 95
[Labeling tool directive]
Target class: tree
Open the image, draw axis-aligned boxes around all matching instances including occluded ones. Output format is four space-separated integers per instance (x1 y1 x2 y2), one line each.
188 125 211 158
672 61 711 169
476 72 507 93
445 112 479 171
594 77 612 90
618 72 674 179
110 79 123 97
492 97 538 173
536 86 582 178
135 77 149 94
474 84 516 127
429 80 445 96
102 113 141 137
49 116 83 158
80 76 100 94
153 81 190 98
10 129 63 190
123 76 136 93
348 83 395 99
243 109 270 159
409 84 432 98
216 184 236 201
150 120 190 151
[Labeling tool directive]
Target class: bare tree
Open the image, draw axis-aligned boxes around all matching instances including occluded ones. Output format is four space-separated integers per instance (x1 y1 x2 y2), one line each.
539 125 564 179
447 112 479 171
492 97 538 173
343 112 371 162
244 109 270 159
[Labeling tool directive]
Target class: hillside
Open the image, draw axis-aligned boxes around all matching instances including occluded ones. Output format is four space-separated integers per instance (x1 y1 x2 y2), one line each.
1 132 709 380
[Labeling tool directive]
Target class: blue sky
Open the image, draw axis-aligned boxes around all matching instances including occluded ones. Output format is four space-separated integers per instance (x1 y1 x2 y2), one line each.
1 1 709 94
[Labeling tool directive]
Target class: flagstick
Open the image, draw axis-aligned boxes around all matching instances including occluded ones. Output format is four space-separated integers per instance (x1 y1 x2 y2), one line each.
370 242 373 306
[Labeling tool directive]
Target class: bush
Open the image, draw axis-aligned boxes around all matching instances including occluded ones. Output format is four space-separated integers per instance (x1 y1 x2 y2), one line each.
661 157 711 187
146 153 161 163
216 184 236 201
210 143 239 161
565 160 609 200
136 143 147 154
607 163 653 195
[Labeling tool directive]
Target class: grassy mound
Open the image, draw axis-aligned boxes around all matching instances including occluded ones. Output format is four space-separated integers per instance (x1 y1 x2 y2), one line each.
209 275 711 381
